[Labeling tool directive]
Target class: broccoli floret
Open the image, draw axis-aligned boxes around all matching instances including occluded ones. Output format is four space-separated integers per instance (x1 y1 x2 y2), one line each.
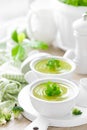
2 108 11 122
2 108 11 121
5 113 11 122
72 108 82 115
12 104 24 119
0 108 11 124
0 113 6 125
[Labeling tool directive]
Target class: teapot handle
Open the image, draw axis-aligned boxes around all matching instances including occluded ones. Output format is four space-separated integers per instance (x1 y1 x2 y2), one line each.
63 49 75 60
27 10 39 39
24 70 39 84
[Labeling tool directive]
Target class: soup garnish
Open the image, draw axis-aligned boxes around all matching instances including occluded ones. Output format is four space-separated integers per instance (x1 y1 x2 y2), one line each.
46 58 60 70
32 81 76 101
45 81 62 96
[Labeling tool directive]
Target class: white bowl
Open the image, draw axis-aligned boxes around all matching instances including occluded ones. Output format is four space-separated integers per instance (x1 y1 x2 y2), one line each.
29 78 79 118
25 55 76 83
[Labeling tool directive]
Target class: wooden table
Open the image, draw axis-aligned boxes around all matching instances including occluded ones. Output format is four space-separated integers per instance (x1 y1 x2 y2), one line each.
0 46 87 130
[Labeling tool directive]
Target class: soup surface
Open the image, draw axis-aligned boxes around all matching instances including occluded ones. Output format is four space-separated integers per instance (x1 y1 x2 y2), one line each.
34 59 72 74
32 82 74 101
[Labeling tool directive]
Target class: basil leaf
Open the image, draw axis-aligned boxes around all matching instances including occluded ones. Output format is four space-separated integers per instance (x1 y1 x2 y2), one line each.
11 30 18 43
18 33 26 43
29 40 48 50
67 0 79 6
80 0 87 6
11 45 25 61
17 45 25 61
11 45 19 57
59 0 87 6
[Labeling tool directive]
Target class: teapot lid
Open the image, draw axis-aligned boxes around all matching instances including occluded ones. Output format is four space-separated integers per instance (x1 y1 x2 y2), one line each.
73 12 87 35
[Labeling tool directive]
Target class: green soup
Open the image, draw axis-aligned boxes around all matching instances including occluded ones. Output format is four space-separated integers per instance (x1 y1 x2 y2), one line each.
33 82 74 101
34 59 72 74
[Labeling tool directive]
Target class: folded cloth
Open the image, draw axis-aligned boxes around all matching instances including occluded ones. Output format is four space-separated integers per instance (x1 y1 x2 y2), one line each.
2 73 27 83
0 62 27 83
0 78 22 102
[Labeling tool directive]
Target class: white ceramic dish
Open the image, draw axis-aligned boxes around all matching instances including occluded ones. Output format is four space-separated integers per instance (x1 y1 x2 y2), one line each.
30 78 79 117
25 55 76 83
25 78 79 130
76 78 87 107
18 85 87 128
21 51 51 74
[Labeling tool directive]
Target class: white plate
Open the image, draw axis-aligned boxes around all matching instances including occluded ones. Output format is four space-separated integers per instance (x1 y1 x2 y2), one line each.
18 85 87 127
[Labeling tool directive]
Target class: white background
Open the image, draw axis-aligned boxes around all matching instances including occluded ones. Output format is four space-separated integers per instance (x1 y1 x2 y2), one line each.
0 0 29 24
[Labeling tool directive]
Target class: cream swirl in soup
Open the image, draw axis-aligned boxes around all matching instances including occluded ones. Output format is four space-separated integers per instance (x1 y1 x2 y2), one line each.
34 58 72 74
32 81 75 101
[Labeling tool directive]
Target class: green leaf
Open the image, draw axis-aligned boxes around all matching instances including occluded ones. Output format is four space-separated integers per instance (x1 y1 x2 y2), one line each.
11 45 25 61
30 40 48 50
72 108 82 115
18 33 26 43
45 81 61 96
59 0 87 6
67 0 79 6
80 0 87 6
46 58 60 70
11 45 19 57
11 30 18 43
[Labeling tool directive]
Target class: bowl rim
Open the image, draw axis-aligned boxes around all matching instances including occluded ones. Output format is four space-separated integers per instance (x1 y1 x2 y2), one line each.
29 78 79 104
30 55 76 76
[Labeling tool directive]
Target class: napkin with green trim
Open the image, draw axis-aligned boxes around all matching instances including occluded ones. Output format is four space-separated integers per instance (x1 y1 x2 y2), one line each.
0 62 27 83
0 78 22 102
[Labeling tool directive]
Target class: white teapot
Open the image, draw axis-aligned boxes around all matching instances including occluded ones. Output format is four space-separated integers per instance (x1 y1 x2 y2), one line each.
26 0 57 44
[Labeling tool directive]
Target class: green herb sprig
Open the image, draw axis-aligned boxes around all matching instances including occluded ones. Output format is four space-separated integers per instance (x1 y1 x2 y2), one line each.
72 108 82 115
11 30 26 44
45 81 62 96
11 30 26 61
11 30 48 62
29 40 48 50
46 58 60 70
